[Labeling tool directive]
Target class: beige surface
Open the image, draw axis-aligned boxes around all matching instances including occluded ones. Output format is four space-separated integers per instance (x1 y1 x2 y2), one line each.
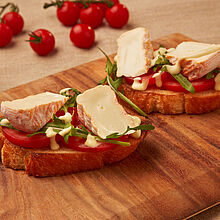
0 0 219 219
0 0 220 92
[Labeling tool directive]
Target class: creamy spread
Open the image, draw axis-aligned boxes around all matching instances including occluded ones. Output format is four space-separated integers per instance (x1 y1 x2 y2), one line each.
60 88 72 95
59 126 72 137
155 74 162 87
132 77 149 90
46 127 57 138
59 112 72 124
50 136 60 151
131 130 142 139
165 60 181 75
46 127 60 150
85 134 99 147
0 118 10 126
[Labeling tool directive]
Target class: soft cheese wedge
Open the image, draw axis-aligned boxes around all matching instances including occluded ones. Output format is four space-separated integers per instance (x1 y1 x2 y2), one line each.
166 42 220 80
116 27 154 78
1 92 68 133
76 85 141 139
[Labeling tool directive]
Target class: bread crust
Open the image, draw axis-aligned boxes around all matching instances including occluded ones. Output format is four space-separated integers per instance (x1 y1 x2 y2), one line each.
119 83 220 114
1 132 147 177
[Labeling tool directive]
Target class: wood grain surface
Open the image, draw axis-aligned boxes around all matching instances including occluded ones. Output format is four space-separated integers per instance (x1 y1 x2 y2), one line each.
0 33 219 220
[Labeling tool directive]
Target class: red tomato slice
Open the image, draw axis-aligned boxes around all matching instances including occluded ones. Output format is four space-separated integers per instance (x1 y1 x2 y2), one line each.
124 68 171 86
56 106 80 126
162 77 215 93
56 134 129 153
124 68 155 85
2 127 50 148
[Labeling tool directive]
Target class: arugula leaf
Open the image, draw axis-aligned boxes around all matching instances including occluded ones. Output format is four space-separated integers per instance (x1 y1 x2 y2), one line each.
172 73 195 94
97 138 130 146
60 88 81 112
98 48 148 117
107 75 147 117
28 114 69 137
98 76 107 85
106 124 155 139
206 69 219 79
80 125 90 135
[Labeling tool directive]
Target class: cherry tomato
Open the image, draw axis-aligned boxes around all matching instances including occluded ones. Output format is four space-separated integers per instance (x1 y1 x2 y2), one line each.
2 127 50 148
56 1 80 26
105 4 129 28
162 77 215 93
2 12 24 35
70 24 95 49
80 4 104 29
0 23 13 47
28 29 55 56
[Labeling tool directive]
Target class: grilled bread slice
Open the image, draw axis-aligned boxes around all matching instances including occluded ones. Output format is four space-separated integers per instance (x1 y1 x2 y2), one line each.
119 83 220 114
0 131 147 177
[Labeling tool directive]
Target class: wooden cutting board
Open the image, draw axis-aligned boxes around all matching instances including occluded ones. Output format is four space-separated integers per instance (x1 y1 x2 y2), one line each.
0 33 219 220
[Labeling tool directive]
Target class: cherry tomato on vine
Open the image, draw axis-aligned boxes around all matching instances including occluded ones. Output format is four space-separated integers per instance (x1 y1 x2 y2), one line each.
2 12 24 35
105 3 129 28
0 23 13 47
28 29 55 56
56 1 80 26
70 24 95 49
96 0 120 13
80 4 104 29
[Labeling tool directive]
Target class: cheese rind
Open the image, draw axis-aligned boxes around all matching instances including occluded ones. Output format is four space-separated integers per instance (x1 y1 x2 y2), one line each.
166 42 220 80
76 85 141 139
116 27 154 78
166 42 220 60
1 92 68 133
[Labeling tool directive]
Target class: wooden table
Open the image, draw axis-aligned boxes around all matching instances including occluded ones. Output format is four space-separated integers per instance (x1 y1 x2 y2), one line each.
0 0 219 219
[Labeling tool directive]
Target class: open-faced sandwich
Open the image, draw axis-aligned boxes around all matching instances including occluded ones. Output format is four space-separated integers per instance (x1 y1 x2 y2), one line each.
0 85 154 177
99 27 220 114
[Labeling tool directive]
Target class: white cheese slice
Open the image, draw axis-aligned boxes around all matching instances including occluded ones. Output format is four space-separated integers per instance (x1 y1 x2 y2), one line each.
76 85 141 139
166 42 220 80
166 42 220 62
1 92 68 133
116 27 154 78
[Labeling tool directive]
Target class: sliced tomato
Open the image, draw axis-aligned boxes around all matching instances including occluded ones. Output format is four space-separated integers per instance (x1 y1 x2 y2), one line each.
162 77 215 93
56 134 129 153
124 68 155 85
56 106 80 126
2 127 50 148
124 68 171 86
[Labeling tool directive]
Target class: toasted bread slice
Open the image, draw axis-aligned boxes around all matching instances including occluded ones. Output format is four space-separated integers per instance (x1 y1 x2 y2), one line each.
119 83 220 114
1 132 147 177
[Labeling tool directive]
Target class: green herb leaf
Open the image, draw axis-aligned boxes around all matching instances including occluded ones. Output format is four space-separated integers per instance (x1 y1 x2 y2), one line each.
172 73 195 94
106 124 155 139
107 75 147 117
206 72 215 79
206 69 219 79
98 47 147 117
97 138 131 146
60 88 81 112
98 76 107 85
80 125 90 135
128 124 155 131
